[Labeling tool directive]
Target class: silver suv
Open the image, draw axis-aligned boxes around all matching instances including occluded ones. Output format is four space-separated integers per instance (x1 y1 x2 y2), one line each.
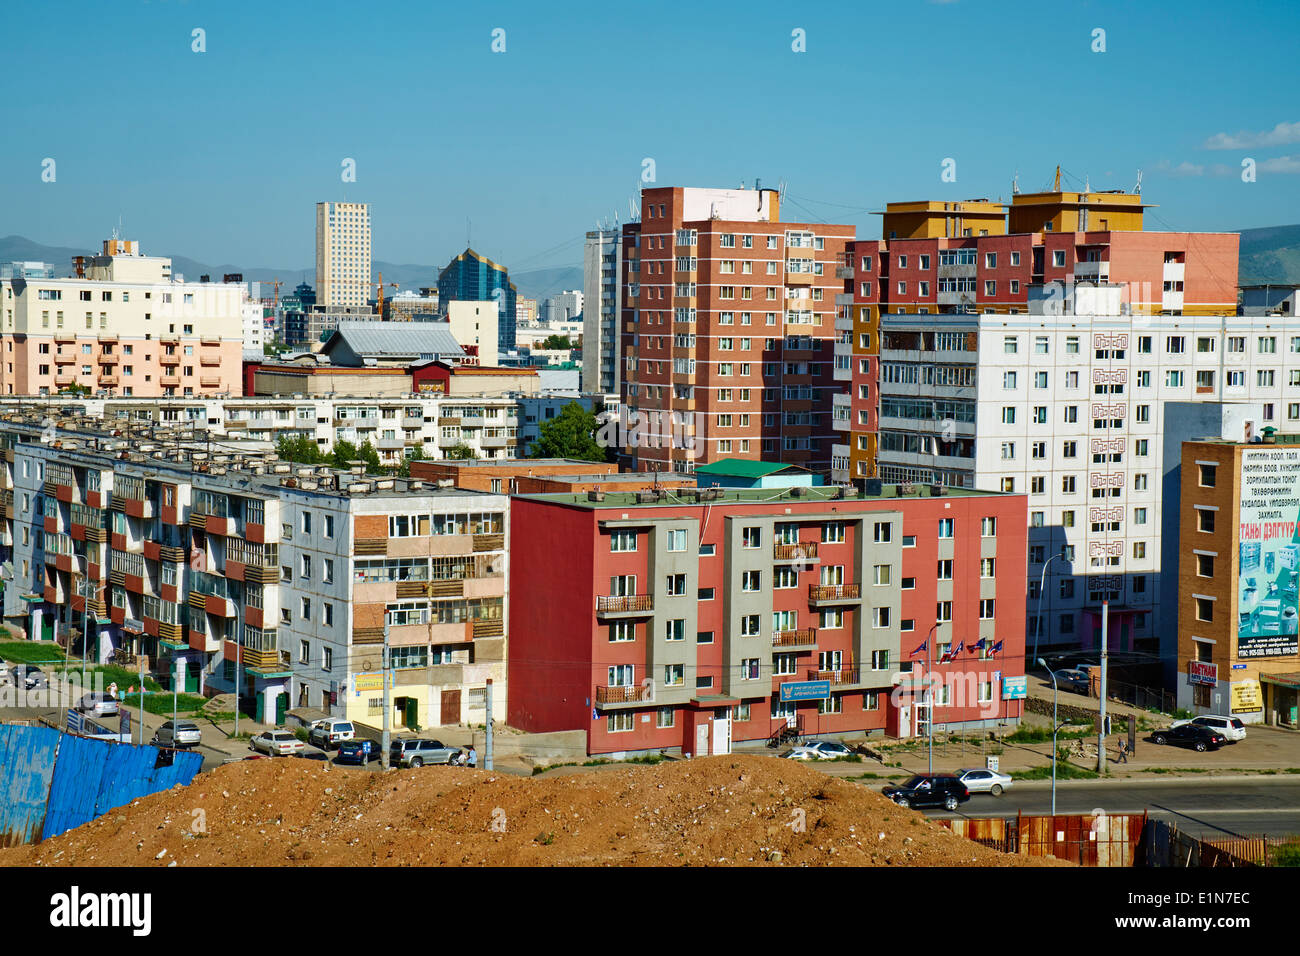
391 738 461 767
152 719 202 749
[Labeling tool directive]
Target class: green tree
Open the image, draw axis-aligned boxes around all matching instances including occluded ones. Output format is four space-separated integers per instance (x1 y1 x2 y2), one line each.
329 439 382 474
276 434 325 464
540 334 572 351
528 402 610 462
446 443 478 461
394 446 427 478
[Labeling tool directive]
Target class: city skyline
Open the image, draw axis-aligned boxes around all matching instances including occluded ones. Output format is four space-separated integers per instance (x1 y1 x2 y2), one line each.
6 0 1299 274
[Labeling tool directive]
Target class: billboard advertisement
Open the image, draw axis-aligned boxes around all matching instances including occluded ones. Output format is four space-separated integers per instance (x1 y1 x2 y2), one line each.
1237 448 1300 658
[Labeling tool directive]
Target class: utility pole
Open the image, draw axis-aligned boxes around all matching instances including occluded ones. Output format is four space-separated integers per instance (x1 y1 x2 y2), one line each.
380 621 391 770
1097 600 1109 774
138 652 145 745
485 678 494 771
234 638 241 737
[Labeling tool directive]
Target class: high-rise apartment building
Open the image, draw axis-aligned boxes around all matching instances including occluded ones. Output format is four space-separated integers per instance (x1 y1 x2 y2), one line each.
437 248 517 355
0 239 244 398
852 185 1257 656
583 229 622 394
619 186 852 473
315 202 372 308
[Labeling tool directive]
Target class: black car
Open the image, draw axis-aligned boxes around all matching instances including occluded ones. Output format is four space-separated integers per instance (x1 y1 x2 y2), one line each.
335 738 383 765
881 775 971 811
1151 724 1227 752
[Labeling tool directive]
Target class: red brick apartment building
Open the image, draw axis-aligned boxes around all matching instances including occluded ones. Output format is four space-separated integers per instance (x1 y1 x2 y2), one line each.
843 188 1240 480
508 482 1027 755
619 186 853 475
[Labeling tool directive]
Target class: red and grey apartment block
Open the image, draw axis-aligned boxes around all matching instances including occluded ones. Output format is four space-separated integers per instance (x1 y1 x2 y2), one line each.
508 482 1027 756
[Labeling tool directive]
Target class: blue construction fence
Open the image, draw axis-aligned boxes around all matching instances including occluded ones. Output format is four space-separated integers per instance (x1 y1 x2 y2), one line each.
0 724 202 846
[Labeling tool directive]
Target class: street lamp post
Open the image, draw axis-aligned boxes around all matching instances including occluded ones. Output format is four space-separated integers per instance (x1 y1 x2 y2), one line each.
1032 551 1069 668
1039 657 1059 817
922 622 940 776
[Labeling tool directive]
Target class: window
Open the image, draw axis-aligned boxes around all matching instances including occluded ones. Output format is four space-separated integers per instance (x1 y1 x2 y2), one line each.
1002 407 1016 425
1198 464 1217 487
609 621 635 643
1134 474 1148 491
740 615 761 637
666 528 686 551
1197 508 1215 533
1166 370 1184 387
1064 406 1078 423
936 601 952 623
1003 336 1018 354
1195 597 1214 623
1260 336 1277 353
873 522 892 543
1052 250 1065 267
663 664 685 687
742 570 762 591
300 597 312 620
608 712 634 733
1133 541 1147 559
1062 476 1076 493
665 574 687 596
870 649 891 671
821 609 844 629
1134 507 1148 525
657 707 675 729
1166 336 1185 354
324 514 334 538
1001 442 1016 460
300 555 312 579
610 530 637 552
937 518 954 538
1259 370 1276 387
1135 405 1150 423
936 559 953 580
1030 476 1045 494
1003 371 1017 389
1197 554 1214 577
300 511 312 535
741 658 760 680
873 564 891 586
741 526 761 549
980 599 995 620
822 521 844 543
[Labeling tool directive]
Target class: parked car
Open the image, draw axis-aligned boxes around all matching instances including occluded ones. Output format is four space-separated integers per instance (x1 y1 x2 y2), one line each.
17 665 47 690
1052 668 1091 695
307 718 355 750
335 738 383 765
783 741 854 760
1170 714 1247 742
0 661 10 682
957 767 1014 796
76 692 120 718
151 719 202 749
250 730 305 757
882 775 971 811
391 738 461 767
1151 724 1228 752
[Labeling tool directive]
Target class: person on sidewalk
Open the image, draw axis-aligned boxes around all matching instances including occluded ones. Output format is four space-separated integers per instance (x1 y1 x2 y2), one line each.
1117 738 1129 763
466 745 477 768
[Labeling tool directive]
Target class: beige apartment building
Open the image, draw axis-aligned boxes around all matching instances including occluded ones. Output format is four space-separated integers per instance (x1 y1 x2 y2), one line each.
316 202 372 308
0 239 244 398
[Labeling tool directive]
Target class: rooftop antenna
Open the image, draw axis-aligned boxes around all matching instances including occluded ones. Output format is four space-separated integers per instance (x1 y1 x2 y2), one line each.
1012 171 1020 194
1053 164 1062 191
1084 174 1091 193
1133 169 1143 194
466 217 471 249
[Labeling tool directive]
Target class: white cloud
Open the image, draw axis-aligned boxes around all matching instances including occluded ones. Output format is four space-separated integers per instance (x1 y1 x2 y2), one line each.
1155 159 1205 177
1202 121 1300 150
1259 155 1300 174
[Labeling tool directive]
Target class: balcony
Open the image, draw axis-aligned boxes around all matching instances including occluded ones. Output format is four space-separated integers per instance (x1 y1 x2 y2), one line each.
200 335 221 346
472 619 504 640
808 583 862 606
773 628 819 650
376 437 404 451
98 374 119 387
54 332 76 344
53 353 75 365
200 354 221 366
402 415 424 428
55 373 76 387
199 375 221 388
1074 261 1110 281
160 375 181 388
807 666 865 687
354 537 388 556
595 683 654 708
481 434 507 448
835 266 854 280
160 354 179 367
98 353 119 366
159 334 179 346
595 594 654 618
472 533 504 552
773 541 818 563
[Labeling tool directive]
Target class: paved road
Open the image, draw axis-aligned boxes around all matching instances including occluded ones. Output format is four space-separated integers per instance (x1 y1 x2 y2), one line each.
870 778 1300 838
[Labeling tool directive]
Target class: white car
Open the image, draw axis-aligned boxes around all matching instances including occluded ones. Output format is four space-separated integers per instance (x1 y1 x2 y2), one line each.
1170 714 1246 742
77 692 120 718
957 767 1014 796
250 730 305 756
307 718 355 750
782 741 854 760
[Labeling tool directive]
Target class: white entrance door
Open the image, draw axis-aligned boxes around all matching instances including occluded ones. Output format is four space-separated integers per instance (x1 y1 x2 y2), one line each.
897 704 911 739
712 716 731 755
695 723 709 757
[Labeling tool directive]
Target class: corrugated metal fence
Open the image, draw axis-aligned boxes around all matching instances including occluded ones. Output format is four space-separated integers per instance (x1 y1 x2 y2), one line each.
0 724 202 846
942 812 1148 867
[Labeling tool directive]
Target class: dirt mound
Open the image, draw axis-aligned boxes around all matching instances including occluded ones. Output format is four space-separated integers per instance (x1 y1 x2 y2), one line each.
0 754 1066 866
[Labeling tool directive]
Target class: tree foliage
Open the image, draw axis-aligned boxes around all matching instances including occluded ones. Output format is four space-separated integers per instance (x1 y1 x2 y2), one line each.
445 442 478 461
528 402 610 462
540 334 572 351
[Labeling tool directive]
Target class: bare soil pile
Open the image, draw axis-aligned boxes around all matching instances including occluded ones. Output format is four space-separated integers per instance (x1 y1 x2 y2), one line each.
0 754 1066 866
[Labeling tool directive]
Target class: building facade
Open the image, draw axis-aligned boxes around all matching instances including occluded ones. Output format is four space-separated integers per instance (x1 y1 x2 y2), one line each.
315 202 372 309
0 239 244 398
509 482 1027 755
618 186 852 474
437 248 517 355
583 229 623 396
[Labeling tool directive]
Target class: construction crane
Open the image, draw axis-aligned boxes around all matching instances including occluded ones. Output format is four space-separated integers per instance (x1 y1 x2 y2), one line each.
260 277 282 314
375 272 399 318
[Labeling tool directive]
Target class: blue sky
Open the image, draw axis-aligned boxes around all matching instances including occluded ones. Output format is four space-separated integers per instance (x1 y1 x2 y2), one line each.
4 0 1298 273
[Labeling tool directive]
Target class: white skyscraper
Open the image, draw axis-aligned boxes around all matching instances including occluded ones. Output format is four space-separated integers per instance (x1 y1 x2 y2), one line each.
315 201 372 308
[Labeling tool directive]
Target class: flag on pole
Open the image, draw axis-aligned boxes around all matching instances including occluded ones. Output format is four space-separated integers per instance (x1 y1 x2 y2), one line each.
989 639 1004 658
909 640 927 658
951 640 966 661
971 637 987 653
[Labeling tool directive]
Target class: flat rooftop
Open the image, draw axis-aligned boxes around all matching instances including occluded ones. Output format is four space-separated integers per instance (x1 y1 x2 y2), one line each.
517 482 1004 510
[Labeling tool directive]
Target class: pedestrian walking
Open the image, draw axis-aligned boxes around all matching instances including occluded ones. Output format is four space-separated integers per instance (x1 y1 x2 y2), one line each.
466 745 477 768
108 681 119 701
1117 738 1129 763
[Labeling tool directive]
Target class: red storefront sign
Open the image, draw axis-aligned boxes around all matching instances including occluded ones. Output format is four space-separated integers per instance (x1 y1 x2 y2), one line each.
1189 660 1218 685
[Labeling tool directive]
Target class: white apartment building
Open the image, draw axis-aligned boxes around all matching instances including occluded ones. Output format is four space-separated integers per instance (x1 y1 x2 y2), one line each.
242 296 266 352
315 201 372 308
583 229 622 395
878 286 1300 654
542 289 583 325
444 301 500 366
0 394 524 465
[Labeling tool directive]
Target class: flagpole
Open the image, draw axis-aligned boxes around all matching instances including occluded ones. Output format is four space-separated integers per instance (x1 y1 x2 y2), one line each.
927 623 936 776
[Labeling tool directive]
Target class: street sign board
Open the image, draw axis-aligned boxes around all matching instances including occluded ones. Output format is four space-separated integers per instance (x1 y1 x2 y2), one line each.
66 711 84 734
1001 676 1028 700
779 680 830 702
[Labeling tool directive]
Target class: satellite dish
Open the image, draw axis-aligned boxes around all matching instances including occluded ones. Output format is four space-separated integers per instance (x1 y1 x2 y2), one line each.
362 658 376 672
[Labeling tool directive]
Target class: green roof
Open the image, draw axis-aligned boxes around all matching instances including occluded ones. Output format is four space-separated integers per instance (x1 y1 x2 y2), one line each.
693 458 807 478
516 482 998 511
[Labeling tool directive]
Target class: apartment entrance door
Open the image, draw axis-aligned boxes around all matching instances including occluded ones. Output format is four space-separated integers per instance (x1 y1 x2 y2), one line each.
712 710 731 755
441 688 461 725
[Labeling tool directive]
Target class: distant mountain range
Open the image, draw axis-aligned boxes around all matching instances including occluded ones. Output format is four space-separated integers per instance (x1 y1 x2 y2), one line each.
5 223 1299 299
